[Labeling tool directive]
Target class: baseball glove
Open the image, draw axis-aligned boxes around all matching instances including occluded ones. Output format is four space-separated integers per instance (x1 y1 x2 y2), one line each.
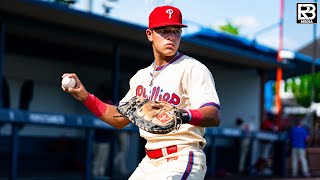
116 96 183 134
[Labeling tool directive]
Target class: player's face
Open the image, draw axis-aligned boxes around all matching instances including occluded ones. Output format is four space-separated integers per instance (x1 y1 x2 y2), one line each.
147 26 182 57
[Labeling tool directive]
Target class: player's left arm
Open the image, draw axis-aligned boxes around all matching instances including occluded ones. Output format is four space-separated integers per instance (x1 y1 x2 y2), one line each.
181 60 221 127
177 105 220 127
197 105 221 127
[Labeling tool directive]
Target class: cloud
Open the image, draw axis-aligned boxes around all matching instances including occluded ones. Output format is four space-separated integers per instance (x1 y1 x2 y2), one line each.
257 35 279 49
232 16 261 29
202 16 301 51
211 16 261 35
256 32 299 51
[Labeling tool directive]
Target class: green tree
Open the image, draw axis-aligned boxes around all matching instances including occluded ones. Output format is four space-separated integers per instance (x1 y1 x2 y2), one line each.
285 73 320 107
219 22 239 35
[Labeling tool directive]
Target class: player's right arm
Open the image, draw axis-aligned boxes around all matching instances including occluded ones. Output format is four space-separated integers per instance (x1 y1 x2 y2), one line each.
61 73 130 129
98 104 131 129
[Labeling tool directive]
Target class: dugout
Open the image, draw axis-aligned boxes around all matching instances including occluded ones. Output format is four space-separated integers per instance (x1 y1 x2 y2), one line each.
0 0 319 179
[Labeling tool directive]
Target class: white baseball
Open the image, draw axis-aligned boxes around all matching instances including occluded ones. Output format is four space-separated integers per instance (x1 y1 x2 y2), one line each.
61 76 76 89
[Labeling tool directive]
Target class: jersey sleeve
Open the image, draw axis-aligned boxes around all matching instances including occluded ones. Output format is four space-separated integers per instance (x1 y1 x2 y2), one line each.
184 62 220 109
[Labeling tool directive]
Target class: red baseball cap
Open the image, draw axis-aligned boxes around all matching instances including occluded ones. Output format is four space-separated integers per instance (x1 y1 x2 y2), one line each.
148 5 188 29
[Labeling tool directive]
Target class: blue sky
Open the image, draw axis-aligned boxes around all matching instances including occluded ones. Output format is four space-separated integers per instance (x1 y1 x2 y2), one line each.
73 0 319 53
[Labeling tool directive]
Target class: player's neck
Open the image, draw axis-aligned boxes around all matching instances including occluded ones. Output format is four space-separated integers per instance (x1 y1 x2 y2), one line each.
154 59 167 67
154 52 179 67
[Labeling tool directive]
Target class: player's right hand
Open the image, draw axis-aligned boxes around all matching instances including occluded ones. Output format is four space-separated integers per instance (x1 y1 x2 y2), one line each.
61 73 88 101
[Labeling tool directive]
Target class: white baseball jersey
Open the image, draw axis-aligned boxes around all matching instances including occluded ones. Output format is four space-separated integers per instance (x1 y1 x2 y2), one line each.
120 53 220 150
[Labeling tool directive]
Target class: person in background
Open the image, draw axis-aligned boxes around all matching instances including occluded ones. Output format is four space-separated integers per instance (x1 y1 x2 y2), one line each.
289 119 311 178
91 84 115 177
113 130 130 176
92 127 115 177
235 117 255 174
260 112 278 160
256 112 278 175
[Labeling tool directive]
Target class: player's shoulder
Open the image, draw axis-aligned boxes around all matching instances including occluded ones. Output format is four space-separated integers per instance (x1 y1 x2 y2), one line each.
179 54 210 70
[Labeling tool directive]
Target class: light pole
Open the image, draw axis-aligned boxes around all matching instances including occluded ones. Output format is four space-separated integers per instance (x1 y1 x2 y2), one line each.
275 0 284 129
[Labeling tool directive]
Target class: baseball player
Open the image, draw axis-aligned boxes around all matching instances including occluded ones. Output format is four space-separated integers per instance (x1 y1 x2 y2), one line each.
62 5 221 180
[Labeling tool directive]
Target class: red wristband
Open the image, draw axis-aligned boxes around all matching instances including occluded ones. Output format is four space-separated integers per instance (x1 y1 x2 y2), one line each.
188 109 203 126
82 93 107 117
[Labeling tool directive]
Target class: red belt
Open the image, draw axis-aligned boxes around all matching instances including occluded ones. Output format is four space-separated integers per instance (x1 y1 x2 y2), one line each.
145 145 178 159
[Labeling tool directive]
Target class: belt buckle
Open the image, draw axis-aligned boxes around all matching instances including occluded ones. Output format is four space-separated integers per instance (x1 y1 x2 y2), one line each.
161 147 168 156
146 145 178 159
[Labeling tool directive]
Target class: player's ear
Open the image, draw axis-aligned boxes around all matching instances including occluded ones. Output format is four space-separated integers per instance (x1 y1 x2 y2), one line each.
146 29 153 42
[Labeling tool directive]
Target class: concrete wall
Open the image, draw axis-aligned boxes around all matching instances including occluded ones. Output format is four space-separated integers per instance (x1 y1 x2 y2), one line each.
210 65 261 129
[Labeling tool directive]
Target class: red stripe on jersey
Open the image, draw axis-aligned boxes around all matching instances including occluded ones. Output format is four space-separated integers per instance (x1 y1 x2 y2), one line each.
181 151 194 180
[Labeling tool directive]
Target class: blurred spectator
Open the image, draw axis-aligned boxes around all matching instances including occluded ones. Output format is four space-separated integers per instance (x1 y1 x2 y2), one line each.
255 112 278 175
280 113 291 132
289 119 311 177
113 131 130 176
92 84 115 177
235 117 255 174
260 112 278 160
92 128 115 177
91 83 130 177
19 79 34 110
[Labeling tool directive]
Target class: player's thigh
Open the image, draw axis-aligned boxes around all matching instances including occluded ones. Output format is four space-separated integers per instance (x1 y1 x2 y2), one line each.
159 153 207 180
129 156 154 180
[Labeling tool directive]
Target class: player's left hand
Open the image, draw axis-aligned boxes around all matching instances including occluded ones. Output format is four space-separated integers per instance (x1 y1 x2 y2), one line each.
117 96 183 134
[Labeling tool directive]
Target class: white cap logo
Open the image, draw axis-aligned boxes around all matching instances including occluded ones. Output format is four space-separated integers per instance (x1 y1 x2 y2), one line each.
166 9 173 19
